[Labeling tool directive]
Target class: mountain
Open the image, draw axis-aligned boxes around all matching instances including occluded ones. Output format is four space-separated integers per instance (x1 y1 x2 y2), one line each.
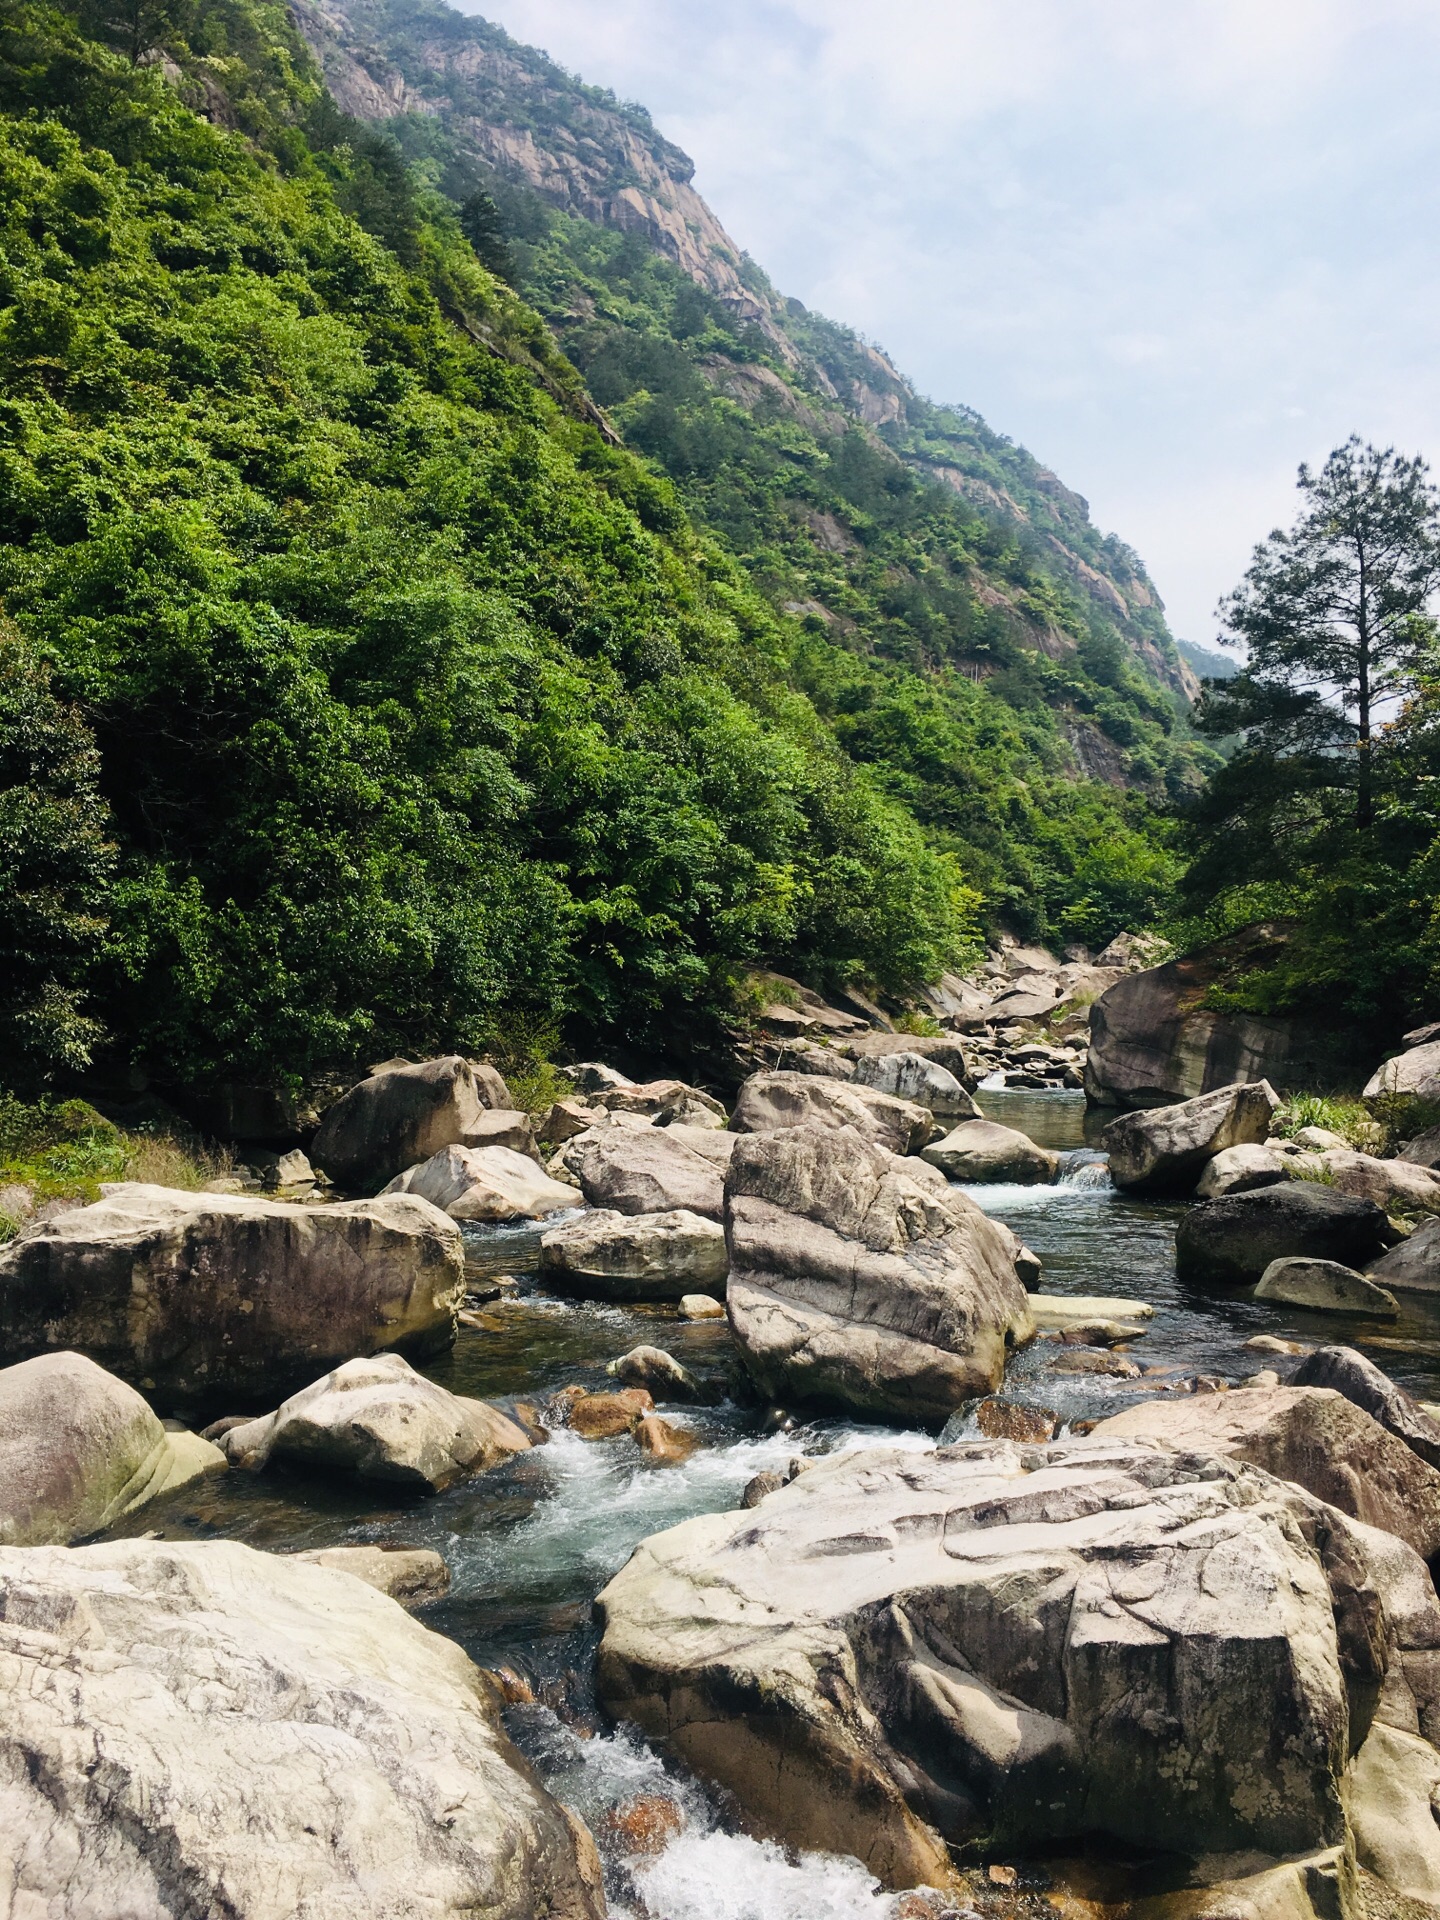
0 0 1206 1099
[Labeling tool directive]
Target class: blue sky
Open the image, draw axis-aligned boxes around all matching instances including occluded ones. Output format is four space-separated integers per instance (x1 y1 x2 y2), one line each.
466 1 1440 649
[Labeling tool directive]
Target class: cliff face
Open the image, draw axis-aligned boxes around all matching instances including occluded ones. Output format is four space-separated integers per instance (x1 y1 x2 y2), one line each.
293 0 1199 712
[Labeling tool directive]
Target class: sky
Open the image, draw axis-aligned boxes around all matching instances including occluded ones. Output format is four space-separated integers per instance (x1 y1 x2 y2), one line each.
457 0 1440 651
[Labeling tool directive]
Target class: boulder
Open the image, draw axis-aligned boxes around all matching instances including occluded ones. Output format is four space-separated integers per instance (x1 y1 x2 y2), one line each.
292 1544 451 1606
310 1056 511 1191
459 1109 538 1158
1370 1218 1440 1294
1311 1149 1440 1217
1092 1385 1440 1558
1084 924 1370 1108
1348 1721 1440 1907
213 1354 531 1490
984 987 1063 1023
1365 1039 1440 1125
0 1185 464 1406
851 1050 979 1120
633 1414 699 1465
841 1031 972 1084
537 1098 606 1146
572 1128 726 1220
1195 1142 1292 1198
1290 1347 1440 1473
600 1079 727 1127
1400 1125 1440 1169
567 1389 654 1440
731 1071 931 1156
724 1123 1034 1424
386 1144 577 1222
0 1352 225 1546
1254 1258 1399 1318
921 1119 1059 1184
607 1345 703 1401
1103 1081 1280 1194
680 1293 725 1320
566 1061 635 1094
539 1207 728 1301
1028 1295 1155 1335
1175 1183 1390 1288
0 1539 603 1918
596 1436 1440 1890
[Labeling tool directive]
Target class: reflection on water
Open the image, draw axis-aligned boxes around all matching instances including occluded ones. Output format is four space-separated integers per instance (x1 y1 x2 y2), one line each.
98 1083 1440 1919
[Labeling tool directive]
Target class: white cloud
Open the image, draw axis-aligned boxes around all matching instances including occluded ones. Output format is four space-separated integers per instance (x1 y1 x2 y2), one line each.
464 0 1440 640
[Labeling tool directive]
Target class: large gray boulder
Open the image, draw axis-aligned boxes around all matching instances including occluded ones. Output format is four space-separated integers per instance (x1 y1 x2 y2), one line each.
1365 1039 1440 1126
0 1184 464 1407
842 1031 971 1084
724 1123 1034 1423
1092 1384 1440 1558
1084 925 1369 1108
572 1127 725 1220
1195 1141 1292 1198
850 1049 979 1120
596 1436 1440 1896
1370 1218 1440 1295
1309 1148 1440 1217
0 1352 224 1546
311 1055 511 1191
385 1143 578 1221
731 1071 931 1156
1290 1346 1440 1473
1103 1080 1279 1194
1175 1183 1391 1287
921 1118 1059 1184
539 1207 727 1300
0 1539 604 1919
213 1353 531 1490
1254 1257 1399 1318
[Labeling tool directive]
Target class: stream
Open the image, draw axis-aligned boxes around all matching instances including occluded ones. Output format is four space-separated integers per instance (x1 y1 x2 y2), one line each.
100 1089 1440 1918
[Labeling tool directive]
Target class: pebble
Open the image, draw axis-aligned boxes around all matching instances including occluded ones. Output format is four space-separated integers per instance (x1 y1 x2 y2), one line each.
1244 1334 1307 1355
679 1294 725 1319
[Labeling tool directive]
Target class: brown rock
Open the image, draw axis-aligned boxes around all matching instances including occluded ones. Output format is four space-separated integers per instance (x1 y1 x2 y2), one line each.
1050 1348 1141 1377
975 1398 1057 1442
599 1793 685 1857
568 1389 654 1440
634 1413 699 1465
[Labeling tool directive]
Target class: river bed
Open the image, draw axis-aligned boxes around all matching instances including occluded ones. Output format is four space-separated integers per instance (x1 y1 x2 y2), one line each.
100 1089 1440 1918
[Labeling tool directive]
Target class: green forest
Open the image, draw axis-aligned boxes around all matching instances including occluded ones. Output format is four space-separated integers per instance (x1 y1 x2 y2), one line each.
1 0 1433 1107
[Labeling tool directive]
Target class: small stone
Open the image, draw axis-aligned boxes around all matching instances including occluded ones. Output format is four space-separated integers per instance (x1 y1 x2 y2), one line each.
988 1865 1017 1887
484 1665 536 1705
598 1793 685 1857
633 1413 699 1465
1060 1323 1143 1347
975 1398 1057 1443
680 1293 726 1320
1240 1369 1282 1389
741 1470 785 1508
1245 1334 1306 1354
1050 1348 1142 1378
568 1390 655 1440
606 1345 702 1402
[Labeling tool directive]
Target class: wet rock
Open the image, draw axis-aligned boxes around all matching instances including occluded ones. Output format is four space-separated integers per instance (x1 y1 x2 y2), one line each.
921 1119 1059 1184
1175 1183 1390 1288
1254 1257 1399 1318
0 1539 604 1918
1290 1346 1440 1473
680 1293 726 1320
1365 1039 1440 1125
1103 1081 1279 1195
310 1056 512 1192
1028 1295 1155 1334
634 1413 699 1465
572 1128 726 1220
851 1050 979 1120
596 1437 1440 1889
975 1397 1057 1442
539 1207 727 1301
1092 1384 1440 1558
732 1071 931 1156
1369 1217 1440 1294
292 1544 451 1606
214 1354 531 1490
607 1345 703 1402
0 1185 464 1405
598 1792 686 1857
567 1389 654 1439
1049 1347 1141 1376
386 1143 577 1222
724 1123 1034 1425
1195 1142 1292 1198
0 1352 224 1546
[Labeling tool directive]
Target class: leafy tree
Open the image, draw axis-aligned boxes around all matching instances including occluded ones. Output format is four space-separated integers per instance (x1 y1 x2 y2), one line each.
78 0 194 65
0 619 115 1077
458 189 514 283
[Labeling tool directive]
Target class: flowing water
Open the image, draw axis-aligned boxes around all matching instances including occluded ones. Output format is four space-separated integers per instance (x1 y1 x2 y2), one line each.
100 1089 1440 1917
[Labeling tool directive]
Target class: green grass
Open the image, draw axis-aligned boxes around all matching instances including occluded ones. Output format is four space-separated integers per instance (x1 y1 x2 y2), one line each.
1271 1093 1377 1149
0 1095 228 1241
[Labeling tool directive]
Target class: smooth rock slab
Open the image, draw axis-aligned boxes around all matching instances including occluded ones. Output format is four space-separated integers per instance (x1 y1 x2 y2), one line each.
1103 1080 1279 1194
0 1351 224 1546
596 1437 1440 1890
214 1353 531 1489
293 1544 452 1606
921 1118 1059 1184
725 1123 1033 1424
1093 1384 1440 1558
1254 1257 1399 1318
1370 1219 1440 1295
1175 1183 1390 1288
732 1071 932 1156
539 1207 727 1300
0 1184 465 1407
386 1144 577 1221
0 1539 603 1919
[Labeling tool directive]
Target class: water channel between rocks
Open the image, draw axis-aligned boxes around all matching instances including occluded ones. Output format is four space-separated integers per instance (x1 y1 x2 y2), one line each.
101 1088 1440 1919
